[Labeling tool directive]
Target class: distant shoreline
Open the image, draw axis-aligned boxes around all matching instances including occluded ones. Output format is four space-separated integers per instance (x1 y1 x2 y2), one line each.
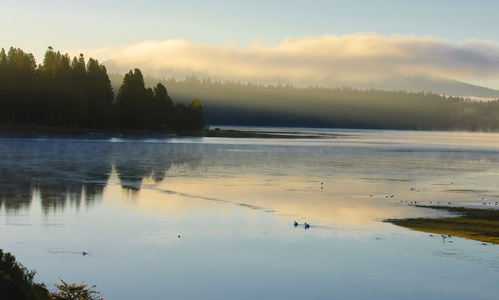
0 124 333 139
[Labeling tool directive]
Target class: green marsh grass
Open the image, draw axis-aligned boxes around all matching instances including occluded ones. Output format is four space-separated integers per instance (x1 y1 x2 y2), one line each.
386 206 499 244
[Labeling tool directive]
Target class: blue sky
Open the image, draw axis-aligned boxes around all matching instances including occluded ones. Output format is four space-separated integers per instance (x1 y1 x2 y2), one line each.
3 0 499 90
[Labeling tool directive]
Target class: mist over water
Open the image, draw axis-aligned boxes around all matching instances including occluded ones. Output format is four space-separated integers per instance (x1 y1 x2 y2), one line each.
1 129 499 299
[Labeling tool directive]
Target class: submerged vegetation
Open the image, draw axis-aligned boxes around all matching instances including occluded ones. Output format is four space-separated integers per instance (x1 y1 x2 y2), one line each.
387 206 499 244
0 47 205 131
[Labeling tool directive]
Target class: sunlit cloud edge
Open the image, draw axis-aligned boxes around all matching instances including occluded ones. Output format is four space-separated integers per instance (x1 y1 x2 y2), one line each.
65 33 499 90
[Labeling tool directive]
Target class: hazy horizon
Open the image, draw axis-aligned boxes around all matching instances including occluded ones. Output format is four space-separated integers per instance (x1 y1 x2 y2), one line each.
97 34 499 96
106 58 499 101
3 1 499 93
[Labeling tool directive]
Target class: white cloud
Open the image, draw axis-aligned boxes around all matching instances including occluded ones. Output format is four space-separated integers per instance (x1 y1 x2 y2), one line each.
69 34 499 89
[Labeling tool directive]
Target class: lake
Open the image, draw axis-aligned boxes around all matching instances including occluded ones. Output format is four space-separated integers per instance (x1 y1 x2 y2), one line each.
1 128 499 299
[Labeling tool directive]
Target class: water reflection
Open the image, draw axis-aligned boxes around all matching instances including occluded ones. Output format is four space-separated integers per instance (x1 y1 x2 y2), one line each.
113 142 175 190
0 138 204 212
0 139 109 212
2 131 499 300
1 133 499 224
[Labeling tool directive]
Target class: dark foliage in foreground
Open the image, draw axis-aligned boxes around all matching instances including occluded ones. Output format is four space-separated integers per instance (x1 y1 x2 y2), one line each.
0 249 51 299
1 248 102 300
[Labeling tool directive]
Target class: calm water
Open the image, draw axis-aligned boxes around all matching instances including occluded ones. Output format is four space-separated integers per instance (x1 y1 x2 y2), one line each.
1 128 499 299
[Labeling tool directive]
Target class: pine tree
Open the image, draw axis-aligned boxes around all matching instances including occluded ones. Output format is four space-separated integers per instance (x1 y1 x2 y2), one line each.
116 68 148 128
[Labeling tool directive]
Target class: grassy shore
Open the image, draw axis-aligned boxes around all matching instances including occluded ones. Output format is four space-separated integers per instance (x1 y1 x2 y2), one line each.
386 206 499 244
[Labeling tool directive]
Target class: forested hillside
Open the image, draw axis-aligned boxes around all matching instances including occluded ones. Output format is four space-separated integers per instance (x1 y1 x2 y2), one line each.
0 47 205 130
109 74 499 131
3 46 499 132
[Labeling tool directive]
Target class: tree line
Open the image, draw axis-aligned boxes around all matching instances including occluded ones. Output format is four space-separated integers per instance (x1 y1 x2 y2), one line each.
0 47 205 130
4 45 499 132
135 75 499 132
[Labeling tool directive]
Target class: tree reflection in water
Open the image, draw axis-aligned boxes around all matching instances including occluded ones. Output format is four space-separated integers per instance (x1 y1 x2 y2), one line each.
0 137 202 212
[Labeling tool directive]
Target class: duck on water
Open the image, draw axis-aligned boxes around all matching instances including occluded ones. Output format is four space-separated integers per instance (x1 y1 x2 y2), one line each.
293 221 310 229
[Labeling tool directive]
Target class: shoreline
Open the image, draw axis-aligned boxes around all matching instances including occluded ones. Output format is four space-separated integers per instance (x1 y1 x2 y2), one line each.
386 206 499 244
0 124 335 139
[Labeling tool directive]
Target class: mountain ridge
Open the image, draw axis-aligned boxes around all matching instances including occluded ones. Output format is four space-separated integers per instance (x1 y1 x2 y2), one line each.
349 75 499 100
104 61 499 100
